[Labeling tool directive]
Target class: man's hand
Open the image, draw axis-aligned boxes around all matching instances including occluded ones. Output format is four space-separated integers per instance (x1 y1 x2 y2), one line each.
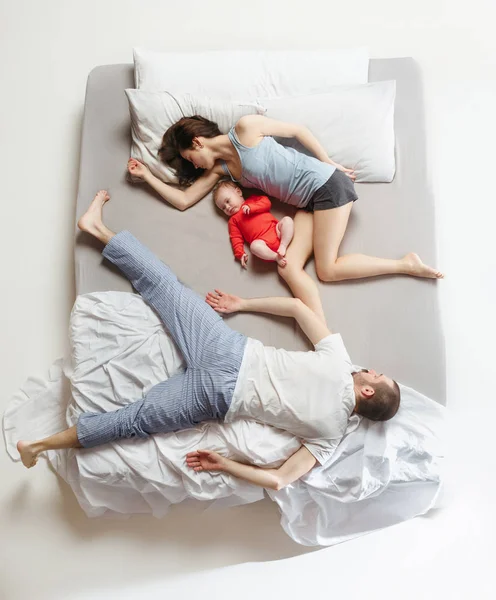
240 253 249 269
187 445 317 490
242 204 251 215
186 449 227 472
128 158 151 180
205 289 244 314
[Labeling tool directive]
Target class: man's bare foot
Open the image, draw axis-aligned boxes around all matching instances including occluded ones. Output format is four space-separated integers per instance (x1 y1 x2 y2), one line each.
277 244 287 257
403 253 444 279
17 440 41 469
276 255 287 268
77 190 110 234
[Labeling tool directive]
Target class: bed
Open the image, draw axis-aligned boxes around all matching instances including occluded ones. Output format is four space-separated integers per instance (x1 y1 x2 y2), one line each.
3 57 445 547
74 58 446 403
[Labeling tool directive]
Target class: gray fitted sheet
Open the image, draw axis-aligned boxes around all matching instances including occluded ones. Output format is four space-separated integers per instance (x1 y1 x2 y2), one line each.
75 59 446 404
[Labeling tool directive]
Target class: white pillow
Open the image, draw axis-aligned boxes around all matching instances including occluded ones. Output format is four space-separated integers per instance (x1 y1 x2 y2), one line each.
261 81 396 183
133 47 369 98
125 89 264 184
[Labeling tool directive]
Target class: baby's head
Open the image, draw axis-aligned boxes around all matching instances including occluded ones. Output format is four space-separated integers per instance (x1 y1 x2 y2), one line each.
213 180 244 216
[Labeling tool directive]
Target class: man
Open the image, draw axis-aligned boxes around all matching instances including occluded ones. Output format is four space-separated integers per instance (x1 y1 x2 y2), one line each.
18 191 400 491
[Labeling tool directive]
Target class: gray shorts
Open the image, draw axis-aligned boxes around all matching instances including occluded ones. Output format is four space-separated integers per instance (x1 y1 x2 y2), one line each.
304 169 358 212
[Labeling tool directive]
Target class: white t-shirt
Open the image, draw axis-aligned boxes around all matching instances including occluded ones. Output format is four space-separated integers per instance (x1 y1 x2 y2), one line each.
226 333 356 466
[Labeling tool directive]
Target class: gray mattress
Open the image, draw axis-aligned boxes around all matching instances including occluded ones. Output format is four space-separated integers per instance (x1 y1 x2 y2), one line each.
75 59 446 404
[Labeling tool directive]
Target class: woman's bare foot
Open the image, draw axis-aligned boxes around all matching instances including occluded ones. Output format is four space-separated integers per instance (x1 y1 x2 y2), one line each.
277 244 287 257
276 255 287 268
77 190 110 234
17 440 41 469
403 253 444 279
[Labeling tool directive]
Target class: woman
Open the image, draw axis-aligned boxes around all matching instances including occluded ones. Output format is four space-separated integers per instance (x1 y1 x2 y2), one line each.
17 191 400 491
127 115 442 322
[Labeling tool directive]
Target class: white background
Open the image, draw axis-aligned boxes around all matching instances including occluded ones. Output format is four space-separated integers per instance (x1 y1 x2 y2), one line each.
1 1 495 599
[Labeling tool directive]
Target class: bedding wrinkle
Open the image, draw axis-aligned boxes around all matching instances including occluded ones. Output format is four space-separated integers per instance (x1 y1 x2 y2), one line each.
3 292 444 546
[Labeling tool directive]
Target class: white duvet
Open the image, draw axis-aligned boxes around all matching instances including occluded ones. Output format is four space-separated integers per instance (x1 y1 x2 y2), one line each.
3 292 444 546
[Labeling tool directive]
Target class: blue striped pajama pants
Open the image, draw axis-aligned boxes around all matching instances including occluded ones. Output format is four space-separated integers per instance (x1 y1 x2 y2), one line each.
77 231 248 448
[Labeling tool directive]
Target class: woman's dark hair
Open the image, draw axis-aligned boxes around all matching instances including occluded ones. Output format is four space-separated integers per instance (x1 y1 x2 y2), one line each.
158 115 221 186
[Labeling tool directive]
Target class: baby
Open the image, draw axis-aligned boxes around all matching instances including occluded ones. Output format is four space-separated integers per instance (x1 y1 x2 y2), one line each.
213 180 294 268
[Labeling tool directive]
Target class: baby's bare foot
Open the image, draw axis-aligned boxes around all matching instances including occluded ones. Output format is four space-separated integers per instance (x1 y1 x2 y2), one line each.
277 244 287 257
77 190 110 233
403 253 444 279
17 440 40 469
276 255 287 268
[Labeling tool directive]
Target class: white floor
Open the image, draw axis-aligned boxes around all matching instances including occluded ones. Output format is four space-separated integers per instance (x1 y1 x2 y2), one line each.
1 1 495 599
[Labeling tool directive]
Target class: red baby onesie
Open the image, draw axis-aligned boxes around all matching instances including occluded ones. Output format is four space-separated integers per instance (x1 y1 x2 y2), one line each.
228 195 280 261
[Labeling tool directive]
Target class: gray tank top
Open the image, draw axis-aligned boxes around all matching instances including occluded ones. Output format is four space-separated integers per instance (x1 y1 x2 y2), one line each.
221 127 335 208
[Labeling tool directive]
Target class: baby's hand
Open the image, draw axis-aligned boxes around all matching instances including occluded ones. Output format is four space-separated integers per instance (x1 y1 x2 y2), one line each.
242 204 251 215
241 253 249 269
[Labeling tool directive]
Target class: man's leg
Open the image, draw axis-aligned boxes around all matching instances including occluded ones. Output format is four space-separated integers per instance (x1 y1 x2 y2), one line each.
76 371 213 448
78 191 243 369
77 190 115 245
17 426 81 468
17 370 215 468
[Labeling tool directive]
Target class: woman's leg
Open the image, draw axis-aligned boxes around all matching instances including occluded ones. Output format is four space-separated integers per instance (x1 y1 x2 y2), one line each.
313 203 444 281
275 216 294 257
277 211 326 323
78 190 243 370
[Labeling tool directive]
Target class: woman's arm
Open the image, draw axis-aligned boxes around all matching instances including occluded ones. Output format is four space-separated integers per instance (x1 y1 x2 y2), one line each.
128 158 222 211
205 290 331 345
236 115 355 179
186 445 317 490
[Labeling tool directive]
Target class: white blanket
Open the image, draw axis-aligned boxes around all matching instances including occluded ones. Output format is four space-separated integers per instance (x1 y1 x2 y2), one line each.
3 292 444 546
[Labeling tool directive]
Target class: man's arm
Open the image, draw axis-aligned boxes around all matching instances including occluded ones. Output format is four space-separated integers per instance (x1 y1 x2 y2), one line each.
205 291 331 345
186 445 317 490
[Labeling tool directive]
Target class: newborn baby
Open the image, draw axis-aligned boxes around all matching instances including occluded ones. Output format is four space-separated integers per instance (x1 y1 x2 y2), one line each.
213 180 294 268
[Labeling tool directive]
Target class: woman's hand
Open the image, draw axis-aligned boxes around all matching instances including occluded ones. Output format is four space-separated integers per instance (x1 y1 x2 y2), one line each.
186 449 227 472
334 163 356 181
128 158 151 180
205 289 244 314
240 253 249 269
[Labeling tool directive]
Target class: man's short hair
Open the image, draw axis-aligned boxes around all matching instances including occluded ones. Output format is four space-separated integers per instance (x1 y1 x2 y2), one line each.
357 380 401 421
